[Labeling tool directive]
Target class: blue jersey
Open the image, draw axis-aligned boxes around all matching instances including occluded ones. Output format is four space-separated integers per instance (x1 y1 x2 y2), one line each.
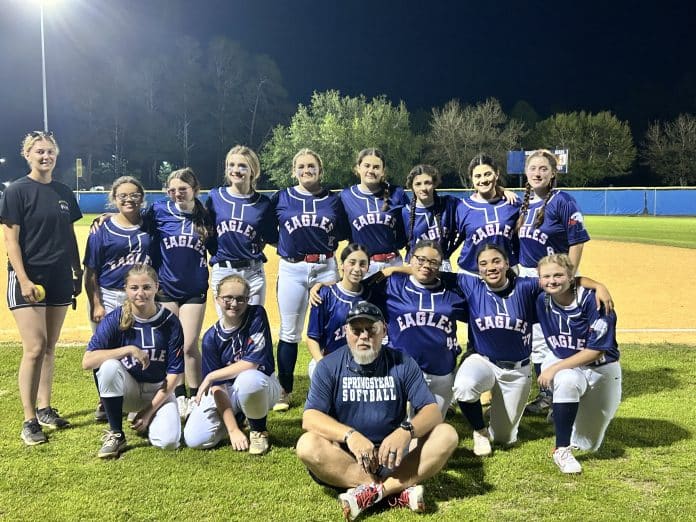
87 305 184 383
449 273 542 362
340 184 409 255
401 194 463 261
518 190 590 268
305 345 435 444
456 196 520 273
536 288 620 365
375 273 466 376
201 305 275 382
272 187 349 258
307 283 372 355
146 199 209 300
205 188 278 264
83 219 151 289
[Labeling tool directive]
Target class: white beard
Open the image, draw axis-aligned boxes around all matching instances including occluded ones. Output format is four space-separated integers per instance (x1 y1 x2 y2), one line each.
350 345 380 365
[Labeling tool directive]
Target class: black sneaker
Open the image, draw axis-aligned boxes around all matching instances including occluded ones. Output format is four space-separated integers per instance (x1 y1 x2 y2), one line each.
36 407 71 429
21 418 47 446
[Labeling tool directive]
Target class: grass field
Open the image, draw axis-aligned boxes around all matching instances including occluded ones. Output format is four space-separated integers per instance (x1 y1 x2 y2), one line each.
1 343 695 521
584 216 696 249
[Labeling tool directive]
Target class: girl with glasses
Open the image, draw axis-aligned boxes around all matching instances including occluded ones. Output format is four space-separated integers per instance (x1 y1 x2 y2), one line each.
184 275 280 455
1 131 82 445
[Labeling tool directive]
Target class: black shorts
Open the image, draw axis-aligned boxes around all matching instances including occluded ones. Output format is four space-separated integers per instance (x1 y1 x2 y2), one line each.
7 263 73 310
155 291 207 306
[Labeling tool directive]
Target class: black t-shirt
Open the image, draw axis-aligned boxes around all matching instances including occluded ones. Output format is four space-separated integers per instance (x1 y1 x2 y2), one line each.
0 176 82 268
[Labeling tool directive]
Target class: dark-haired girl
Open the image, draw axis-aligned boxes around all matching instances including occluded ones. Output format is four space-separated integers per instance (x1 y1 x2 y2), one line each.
82 264 184 459
456 154 520 275
515 150 591 414
402 165 463 272
340 148 409 277
147 168 212 418
306 243 372 380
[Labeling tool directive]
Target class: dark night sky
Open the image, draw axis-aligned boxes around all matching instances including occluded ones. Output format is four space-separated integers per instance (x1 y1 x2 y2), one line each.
1 0 694 178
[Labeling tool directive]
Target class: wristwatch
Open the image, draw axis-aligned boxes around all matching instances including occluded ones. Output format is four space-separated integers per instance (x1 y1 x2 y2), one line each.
399 421 415 438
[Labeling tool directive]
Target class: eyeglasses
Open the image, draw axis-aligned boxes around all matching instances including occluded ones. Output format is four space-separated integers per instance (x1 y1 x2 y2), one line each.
413 255 440 268
115 193 143 202
218 294 248 304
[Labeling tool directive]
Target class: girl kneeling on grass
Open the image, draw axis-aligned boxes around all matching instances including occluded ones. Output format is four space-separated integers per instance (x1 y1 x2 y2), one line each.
536 254 622 474
82 264 184 459
183 275 280 455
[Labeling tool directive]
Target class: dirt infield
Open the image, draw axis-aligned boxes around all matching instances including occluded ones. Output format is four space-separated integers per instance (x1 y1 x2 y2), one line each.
1 236 694 345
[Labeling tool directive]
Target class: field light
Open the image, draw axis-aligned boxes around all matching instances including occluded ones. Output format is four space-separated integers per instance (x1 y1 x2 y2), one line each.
35 0 63 132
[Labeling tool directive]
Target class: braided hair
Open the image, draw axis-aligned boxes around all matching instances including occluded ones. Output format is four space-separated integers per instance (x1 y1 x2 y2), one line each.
120 264 159 331
167 167 211 241
355 148 389 211
405 164 443 256
515 149 558 233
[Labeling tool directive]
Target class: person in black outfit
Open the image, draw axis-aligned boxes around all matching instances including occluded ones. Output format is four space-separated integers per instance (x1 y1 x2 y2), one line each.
0 131 83 446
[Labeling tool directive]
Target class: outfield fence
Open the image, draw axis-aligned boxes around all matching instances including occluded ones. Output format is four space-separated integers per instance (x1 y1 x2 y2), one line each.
74 187 696 216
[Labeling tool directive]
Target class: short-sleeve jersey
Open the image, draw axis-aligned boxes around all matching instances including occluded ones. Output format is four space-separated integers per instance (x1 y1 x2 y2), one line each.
377 273 466 376
536 288 620 365
456 196 520 273
518 190 590 268
340 184 409 255
272 187 348 257
205 188 278 264
305 346 435 443
307 283 372 355
86 305 184 383
0 176 82 268
146 199 208 299
401 194 463 261
451 273 541 362
201 304 275 383
83 219 151 289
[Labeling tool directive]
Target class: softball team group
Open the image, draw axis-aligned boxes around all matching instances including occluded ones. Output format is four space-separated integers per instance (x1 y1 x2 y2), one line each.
2 132 622 479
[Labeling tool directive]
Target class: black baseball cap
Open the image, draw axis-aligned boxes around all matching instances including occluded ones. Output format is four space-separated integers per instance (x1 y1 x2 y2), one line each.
347 301 384 323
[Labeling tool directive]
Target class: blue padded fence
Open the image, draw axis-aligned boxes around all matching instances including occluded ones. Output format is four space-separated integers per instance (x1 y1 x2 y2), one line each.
75 188 695 216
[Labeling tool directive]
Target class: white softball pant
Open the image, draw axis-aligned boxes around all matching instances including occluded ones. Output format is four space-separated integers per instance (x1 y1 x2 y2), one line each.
542 355 622 452
89 287 127 332
410 371 455 421
453 353 532 445
96 359 180 450
183 370 281 449
211 261 266 317
365 254 403 278
277 258 337 343
518 265 550 364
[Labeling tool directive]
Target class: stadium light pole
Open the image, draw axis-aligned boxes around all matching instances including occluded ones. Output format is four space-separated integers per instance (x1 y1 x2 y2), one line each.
40 0 49 132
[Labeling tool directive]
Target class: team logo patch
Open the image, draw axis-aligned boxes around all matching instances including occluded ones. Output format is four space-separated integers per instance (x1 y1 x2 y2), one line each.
58 200 70 213
568 212 585 226
590 318 608 340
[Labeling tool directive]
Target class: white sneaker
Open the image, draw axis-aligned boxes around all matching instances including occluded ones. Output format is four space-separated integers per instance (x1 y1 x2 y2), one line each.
388 484 425 512
553 446 582 474
339 483 383 520
272 390 290 412
472 429 492 456
248 431 270 455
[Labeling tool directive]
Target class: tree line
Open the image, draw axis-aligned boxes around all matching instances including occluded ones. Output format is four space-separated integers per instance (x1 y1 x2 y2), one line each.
57 36 694 189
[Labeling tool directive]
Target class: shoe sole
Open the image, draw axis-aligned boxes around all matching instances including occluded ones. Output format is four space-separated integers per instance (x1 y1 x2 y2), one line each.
37 420 70 430
98 445 126 459
21 434 47 446
272 403 290 412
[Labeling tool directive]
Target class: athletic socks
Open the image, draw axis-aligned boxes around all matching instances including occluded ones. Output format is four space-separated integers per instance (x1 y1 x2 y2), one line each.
174 384 187 397
277 341 298 393
101 396 124 433
189 387 198 397
534 363 542 378
459 399 486 431
247 416 267 433
553 402 580 447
